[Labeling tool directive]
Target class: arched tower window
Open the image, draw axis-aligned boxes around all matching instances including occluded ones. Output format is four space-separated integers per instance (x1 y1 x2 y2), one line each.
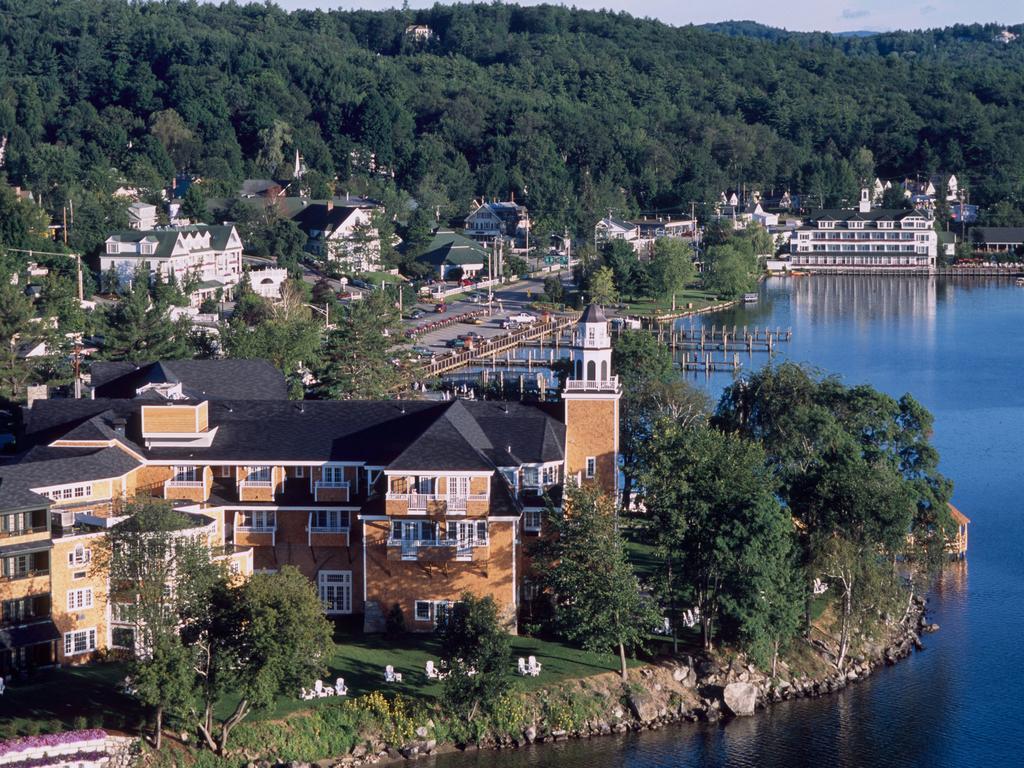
600 361 608 381
575 359 583 379
586 361 596 381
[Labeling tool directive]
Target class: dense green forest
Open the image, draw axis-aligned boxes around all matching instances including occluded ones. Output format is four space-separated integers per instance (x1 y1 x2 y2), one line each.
2 0 1024 258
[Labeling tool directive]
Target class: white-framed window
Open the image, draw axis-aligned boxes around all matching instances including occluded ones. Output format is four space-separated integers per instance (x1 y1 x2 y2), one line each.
63 628 96 656
390 520 435 541
524 509 543 532
585 457 596 478
294 466 305 478
414 600 432 622
523 467 540 488
322 465 345 485
542 465 558 486
318 570 352 614
236 509 275 531
67 544 92 567
246 466 272 483
216 465 232 478
110 602 133 623
172 465 199 482
72 570 87 580
447 476 469 498
42 483 91 501
1 554 31 578
67 588 93 611
311 510 348 531
414 599 454 624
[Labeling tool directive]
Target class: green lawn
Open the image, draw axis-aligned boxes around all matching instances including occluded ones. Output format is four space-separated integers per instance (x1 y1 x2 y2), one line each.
618 289 724 317
0 626 645 735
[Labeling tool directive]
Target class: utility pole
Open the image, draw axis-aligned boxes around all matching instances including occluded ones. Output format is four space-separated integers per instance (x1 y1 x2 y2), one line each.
72 340 82 399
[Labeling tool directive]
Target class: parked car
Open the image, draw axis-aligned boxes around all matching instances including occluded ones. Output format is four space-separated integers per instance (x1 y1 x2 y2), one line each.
460 278 474 287
465 316 485 325
458 332 484 342
466 293 483 303
501 319 521 330
507 312 537 325
446 338 466 349
434 303 447 313
409 309 425 319
350 278 370 290
412 346 434 357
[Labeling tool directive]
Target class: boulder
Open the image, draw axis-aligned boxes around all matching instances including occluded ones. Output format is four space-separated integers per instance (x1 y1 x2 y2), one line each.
522 725 537 744
415 726 429 738
723 682 759 717
627 689 660 723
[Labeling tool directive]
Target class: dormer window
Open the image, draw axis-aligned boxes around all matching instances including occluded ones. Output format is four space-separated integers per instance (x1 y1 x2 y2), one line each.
819 221 835 229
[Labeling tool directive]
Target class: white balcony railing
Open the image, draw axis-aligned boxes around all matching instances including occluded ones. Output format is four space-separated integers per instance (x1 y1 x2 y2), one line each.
564 376 619 392
165 479 204 488
239 479 273 488
386 493 488 510
386 537 489 560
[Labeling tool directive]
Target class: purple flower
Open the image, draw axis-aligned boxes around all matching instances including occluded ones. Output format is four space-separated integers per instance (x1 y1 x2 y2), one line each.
0 730 107 758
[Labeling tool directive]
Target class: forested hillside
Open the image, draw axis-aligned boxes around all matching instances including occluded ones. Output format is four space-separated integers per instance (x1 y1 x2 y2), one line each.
2 0 1024 253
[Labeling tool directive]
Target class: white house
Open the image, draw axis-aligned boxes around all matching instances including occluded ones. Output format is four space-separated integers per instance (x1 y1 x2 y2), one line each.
464 200 531 246
751 203 779 228
595 216 640 248
291 201 380 272
102 225 244 307
127 202 158 231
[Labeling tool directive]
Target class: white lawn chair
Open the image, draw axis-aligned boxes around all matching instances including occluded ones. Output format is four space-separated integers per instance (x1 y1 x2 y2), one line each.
313 679 325 697
384 665 403 683
528 656 542 676
335 677 348 696
517 657 529 676
0 677 5 696
425 660 440 680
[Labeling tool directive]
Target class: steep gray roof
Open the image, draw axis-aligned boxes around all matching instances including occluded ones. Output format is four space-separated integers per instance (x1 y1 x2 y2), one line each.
579 304 607 324
90 359 287 400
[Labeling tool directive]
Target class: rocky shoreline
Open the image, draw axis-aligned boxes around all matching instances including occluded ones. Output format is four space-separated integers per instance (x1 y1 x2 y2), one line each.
252 596 932 768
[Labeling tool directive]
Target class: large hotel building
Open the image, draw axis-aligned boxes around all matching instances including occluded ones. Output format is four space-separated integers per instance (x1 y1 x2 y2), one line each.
0 309 619 676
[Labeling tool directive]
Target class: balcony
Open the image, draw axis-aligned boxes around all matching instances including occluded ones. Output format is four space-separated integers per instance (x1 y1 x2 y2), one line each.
314 480 350 503
385 537 489 562
564 376 619 392
386 493 488 514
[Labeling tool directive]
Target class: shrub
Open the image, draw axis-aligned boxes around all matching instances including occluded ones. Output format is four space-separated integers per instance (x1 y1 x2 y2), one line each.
384 603 406 637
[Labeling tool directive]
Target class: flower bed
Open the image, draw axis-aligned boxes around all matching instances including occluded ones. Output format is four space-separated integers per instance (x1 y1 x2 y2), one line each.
0 730 107 765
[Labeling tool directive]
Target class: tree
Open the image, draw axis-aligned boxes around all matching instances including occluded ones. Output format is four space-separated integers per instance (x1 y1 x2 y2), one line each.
586 265 617 306
100 499 226 749
648 238 696 300
535 483 658 680
639 424 799 654
542 274 564 303
613 329 708 507
316 290 405 398
601 239 636 297
437 592 512 721
702 242 757 298
99 266 192 361
0 276 59 402
193 567 333 753
180 185 207 223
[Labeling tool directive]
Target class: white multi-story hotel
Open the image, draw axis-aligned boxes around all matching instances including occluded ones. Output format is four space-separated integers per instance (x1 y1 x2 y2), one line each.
790 190 937 272
102 225 244 305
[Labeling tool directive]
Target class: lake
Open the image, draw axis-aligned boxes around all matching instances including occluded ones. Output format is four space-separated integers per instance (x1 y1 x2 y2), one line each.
428 274 1024 768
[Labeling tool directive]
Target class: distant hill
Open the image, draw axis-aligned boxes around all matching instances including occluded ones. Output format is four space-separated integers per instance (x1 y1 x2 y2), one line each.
2 0 1024 257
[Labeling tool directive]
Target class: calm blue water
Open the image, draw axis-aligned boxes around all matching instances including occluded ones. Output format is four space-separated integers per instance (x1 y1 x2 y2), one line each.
430 275 1024 767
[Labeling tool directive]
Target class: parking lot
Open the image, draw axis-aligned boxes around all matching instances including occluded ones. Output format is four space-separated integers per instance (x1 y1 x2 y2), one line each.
401 274 565 357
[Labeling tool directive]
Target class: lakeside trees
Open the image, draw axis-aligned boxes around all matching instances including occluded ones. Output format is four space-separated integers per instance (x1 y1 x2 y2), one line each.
535 484 658 681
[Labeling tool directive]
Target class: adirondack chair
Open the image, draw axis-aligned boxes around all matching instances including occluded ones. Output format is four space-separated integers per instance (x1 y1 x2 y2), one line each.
335 677 348 696
528 656 542 676
384 665 403 683
517 657 529 676
425 660 440 680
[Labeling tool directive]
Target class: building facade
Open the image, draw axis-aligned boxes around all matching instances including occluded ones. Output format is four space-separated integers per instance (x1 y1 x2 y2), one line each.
102 225 244 306
1 311 619 676
789 192 937 272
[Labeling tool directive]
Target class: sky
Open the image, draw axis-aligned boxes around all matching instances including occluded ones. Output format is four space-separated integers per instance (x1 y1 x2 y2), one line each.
264 0 1023 33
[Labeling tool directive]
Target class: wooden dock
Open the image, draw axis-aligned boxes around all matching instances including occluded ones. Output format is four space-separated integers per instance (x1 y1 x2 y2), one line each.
623 322 793 355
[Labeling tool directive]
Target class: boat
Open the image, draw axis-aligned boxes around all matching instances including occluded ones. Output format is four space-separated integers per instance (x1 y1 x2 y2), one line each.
788 269 810 277
743 293 759 303
1015 277 1024 286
